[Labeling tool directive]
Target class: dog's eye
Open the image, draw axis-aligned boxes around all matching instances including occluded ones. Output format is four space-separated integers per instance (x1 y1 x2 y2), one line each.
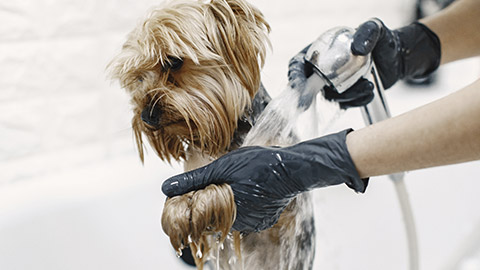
163 56 183 72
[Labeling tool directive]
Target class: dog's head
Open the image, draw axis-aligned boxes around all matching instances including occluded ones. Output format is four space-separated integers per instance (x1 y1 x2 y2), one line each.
108 0 270 162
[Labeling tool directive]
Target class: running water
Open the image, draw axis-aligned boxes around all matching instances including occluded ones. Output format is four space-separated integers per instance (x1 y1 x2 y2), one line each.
206 76 343 269
208 232 242 270
243 75 341 147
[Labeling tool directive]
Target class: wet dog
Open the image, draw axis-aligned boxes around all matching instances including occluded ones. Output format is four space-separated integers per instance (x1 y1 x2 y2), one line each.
108 0 315 269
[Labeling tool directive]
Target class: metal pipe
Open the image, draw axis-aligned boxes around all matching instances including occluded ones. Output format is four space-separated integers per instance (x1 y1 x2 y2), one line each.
305 27 420 270
362 63 419 270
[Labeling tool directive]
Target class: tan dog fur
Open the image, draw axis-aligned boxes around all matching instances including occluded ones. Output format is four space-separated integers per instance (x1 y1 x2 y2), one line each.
108 1 315 269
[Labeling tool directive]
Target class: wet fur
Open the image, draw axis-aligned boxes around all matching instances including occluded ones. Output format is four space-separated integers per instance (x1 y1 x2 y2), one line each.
108 0 315 269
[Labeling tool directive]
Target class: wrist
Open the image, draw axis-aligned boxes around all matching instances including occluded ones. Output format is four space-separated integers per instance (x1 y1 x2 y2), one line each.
289 129 368 193
396 22 441 80
345 128 368 179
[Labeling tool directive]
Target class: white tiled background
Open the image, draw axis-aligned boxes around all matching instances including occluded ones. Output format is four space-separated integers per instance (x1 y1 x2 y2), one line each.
1 0 479 269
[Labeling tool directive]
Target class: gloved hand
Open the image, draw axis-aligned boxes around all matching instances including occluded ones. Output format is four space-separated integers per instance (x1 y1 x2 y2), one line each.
351 18 441 89
162 129 368 233
288 46 374 109
288 18 441 108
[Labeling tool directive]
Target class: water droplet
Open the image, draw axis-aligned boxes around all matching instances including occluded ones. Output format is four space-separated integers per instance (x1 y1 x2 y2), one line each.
176 249 182 258
196 249 203 259
215 232 222 243
215 244 221 270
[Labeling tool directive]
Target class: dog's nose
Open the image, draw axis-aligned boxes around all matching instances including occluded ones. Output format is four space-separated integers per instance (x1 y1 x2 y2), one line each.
141 105 162 129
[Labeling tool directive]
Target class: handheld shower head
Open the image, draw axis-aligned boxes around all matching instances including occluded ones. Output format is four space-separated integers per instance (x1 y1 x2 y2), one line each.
304 27 371 94
304 26 391 123
305 26 418 270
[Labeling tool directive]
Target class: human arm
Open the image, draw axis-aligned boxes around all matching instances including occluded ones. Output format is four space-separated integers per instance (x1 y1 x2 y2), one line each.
287 19 442 107
299 0 480 174
161 0 480 233
347 78 480 178
421 0 480 65
287 0 480 107
162 78 480 233
162 129 368 233
345 0 480 177
352 0 480 84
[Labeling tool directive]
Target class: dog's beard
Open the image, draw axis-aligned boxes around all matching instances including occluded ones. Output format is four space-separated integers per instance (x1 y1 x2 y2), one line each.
108 0 271 162
106 1 320 268
131 61 253 162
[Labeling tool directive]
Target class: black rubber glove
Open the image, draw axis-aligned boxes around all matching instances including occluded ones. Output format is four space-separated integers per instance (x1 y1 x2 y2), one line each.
287 19 441 108
288 45 375 110
162 129 368 233
351 19 441 89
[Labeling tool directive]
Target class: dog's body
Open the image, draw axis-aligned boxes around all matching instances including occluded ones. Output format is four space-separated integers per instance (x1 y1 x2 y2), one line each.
109 0 316 269
182 86 317 270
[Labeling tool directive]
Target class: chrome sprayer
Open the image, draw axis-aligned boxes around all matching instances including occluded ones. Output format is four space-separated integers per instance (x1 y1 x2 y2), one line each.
305 26 419 270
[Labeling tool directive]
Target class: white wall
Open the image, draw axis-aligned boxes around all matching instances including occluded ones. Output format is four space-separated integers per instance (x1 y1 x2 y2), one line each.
1 0 480 269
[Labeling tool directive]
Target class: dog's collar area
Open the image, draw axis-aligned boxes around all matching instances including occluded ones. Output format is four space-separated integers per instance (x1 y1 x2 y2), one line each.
246 83 271 126
230 83 271 150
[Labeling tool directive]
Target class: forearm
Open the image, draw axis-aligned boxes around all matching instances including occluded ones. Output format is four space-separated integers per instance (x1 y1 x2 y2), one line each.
346 79 480 178
421 0 480 65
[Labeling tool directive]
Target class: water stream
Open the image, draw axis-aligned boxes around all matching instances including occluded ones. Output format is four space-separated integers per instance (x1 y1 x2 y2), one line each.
243 76 341 147
208 76 343 269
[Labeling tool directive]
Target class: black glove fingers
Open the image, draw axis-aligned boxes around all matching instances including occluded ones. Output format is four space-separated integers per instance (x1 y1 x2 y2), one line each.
162 166 213 197
338 79 373 101
339 91 374 109
288 55 305 79
322 85 341 100
323 78 373 104
351 19 383 56
287 44 311 78
161 146 266 197
288 44 313 90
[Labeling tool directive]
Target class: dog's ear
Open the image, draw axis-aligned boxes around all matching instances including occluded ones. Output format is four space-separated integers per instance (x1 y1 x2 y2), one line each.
207 0 271 98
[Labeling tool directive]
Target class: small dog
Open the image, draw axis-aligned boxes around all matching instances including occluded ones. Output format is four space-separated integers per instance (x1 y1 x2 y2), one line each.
108 0 316 269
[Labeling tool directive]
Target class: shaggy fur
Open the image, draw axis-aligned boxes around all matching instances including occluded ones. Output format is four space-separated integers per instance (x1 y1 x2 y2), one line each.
108 0 315 269
109 0 270 162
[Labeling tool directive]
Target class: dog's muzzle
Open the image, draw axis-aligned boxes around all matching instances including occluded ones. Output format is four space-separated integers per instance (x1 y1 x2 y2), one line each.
141 105 162 130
